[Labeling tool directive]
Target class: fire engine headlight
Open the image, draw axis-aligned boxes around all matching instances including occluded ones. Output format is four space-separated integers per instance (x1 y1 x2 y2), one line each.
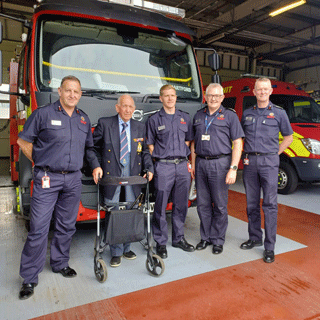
301 138 320 155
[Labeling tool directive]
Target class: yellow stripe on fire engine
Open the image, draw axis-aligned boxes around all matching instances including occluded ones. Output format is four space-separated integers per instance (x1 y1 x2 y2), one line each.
279 131 310 157
42 61 192 83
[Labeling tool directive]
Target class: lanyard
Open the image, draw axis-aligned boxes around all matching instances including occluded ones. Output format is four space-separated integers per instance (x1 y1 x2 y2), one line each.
205 111 219 134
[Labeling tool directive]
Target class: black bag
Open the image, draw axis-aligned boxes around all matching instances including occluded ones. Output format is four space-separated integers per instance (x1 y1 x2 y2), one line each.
105 209 145 245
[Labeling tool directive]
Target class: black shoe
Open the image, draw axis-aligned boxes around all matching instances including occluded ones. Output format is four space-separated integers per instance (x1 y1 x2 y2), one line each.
212 244 223 254
110 256 122 267
172 237 195 252
156 245 168 259
53 266 77 278
196 240 211 250
19 283 37 300
240 239 263 250
123 250 137 260
263 250 275 263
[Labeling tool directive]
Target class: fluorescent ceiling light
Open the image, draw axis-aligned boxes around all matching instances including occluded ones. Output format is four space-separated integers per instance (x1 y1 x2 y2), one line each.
278 47 301 55
204 33 225 44
269 0 306 17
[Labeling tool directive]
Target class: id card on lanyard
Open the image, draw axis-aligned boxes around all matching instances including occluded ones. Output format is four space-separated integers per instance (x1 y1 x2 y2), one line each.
201 112 219 141
42 171 50 188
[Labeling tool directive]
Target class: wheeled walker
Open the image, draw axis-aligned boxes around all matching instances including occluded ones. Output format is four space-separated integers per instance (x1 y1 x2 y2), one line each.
94 174 165 283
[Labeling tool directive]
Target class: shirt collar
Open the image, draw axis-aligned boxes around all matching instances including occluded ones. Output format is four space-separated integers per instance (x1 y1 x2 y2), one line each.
118 114 130 127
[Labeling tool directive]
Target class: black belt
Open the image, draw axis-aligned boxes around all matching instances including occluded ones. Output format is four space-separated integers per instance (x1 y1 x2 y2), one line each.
35 166 76 174
156 157 188 164
197 154 231 160
246 152 278 156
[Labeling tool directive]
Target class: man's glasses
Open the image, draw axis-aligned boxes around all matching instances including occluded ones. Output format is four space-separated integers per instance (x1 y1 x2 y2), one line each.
206 94 223 99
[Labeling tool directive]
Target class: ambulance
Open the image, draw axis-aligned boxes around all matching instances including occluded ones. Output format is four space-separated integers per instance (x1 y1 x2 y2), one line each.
222 76 320 194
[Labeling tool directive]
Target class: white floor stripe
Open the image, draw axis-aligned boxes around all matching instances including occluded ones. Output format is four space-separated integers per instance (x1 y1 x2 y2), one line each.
0 194 306 320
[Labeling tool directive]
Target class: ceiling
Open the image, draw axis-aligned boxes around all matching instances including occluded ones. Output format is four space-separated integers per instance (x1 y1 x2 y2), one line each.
1 0 320 72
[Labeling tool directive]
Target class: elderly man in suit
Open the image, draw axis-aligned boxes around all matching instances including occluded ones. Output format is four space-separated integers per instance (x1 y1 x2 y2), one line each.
93 94 153 267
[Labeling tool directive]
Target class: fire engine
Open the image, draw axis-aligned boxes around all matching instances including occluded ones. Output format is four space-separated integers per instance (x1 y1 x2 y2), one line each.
2 0 220 222
222 76 320 194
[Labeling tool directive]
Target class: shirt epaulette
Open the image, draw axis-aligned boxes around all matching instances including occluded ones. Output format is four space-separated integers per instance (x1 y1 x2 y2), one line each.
226 108 236 113
177 109 189 115
273 105 284 110
37 103 51 109
77 108 88 116
197 106 206 113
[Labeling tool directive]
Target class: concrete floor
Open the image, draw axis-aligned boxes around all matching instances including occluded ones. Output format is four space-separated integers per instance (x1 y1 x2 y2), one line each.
1 172 320 320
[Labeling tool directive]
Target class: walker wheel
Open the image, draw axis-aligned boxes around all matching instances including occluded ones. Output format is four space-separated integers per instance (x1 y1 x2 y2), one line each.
146 254 165 276
94 258 108 283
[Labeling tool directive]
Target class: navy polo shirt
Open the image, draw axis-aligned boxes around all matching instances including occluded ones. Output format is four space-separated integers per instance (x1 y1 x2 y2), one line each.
146 107 193 159
19 100 100 171
241 102 293 153
193 105 244 156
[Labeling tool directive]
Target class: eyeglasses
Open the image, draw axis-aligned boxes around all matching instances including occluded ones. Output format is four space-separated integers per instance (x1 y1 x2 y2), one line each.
206 94 223 99
255 88 271 92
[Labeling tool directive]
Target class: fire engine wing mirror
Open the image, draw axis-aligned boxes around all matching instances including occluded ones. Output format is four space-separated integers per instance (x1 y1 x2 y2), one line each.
149 53 165 68
208 52 220 71
20 93 30 106
211 73 221 84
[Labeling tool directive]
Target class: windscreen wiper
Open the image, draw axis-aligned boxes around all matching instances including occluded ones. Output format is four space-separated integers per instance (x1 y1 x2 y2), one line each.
82 89 140 96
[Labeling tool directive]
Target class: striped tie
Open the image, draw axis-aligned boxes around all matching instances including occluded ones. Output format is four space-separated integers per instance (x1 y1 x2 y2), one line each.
120 122 129 166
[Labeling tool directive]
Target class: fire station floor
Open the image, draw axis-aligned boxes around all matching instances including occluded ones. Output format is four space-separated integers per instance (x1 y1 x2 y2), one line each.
1 172 320 320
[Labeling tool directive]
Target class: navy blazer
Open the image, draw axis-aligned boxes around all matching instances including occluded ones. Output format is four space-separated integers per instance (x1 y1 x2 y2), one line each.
93 115 153 199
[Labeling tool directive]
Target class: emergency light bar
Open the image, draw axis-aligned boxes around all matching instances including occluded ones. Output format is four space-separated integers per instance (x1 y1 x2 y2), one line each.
105 0 185 18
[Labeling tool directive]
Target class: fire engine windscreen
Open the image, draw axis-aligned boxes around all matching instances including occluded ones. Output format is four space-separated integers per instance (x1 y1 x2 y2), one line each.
38 19 201 100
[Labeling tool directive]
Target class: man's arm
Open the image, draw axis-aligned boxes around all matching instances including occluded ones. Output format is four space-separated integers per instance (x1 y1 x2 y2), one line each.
148 144 154 156
279 135 293 155
225 138 243 185
190 141 196 179
17 138 33 162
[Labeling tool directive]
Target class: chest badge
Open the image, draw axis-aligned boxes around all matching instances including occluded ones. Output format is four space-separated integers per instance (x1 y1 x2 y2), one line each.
180 117 186 124
267 113 275 119
137 142 142 153
80 116 87 124
217 114 225 120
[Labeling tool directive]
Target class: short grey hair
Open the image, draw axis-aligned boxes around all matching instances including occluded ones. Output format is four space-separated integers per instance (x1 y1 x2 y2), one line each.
255 77 271 88
205 83 224 95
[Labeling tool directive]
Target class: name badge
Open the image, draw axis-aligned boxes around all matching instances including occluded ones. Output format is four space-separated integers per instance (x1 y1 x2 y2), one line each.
42 176 50 188
158 125 165 131
202 134 210 141
51 120 61 126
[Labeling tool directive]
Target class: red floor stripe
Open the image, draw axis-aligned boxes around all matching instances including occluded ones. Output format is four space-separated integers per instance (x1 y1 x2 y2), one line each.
31 191 320 320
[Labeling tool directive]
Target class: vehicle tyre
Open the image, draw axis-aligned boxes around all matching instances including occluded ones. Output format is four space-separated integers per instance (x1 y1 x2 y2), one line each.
278 162 298 195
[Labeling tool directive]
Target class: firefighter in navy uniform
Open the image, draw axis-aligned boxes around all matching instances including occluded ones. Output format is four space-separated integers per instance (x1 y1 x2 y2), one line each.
240 77 293 263
17 76 103 300
146 84 194 259
191 83 244 254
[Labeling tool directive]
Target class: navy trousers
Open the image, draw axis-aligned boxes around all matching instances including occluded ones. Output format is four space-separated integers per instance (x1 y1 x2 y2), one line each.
20 168 82 284
243 154 279 251
195 156 230 245
152 161 191 246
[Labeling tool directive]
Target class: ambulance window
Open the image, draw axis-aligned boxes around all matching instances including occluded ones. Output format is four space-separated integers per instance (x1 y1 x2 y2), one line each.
223 97 236 109
243 96 256 110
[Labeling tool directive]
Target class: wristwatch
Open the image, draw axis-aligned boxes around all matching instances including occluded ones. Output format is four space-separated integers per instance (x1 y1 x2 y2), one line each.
230 165 238 170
